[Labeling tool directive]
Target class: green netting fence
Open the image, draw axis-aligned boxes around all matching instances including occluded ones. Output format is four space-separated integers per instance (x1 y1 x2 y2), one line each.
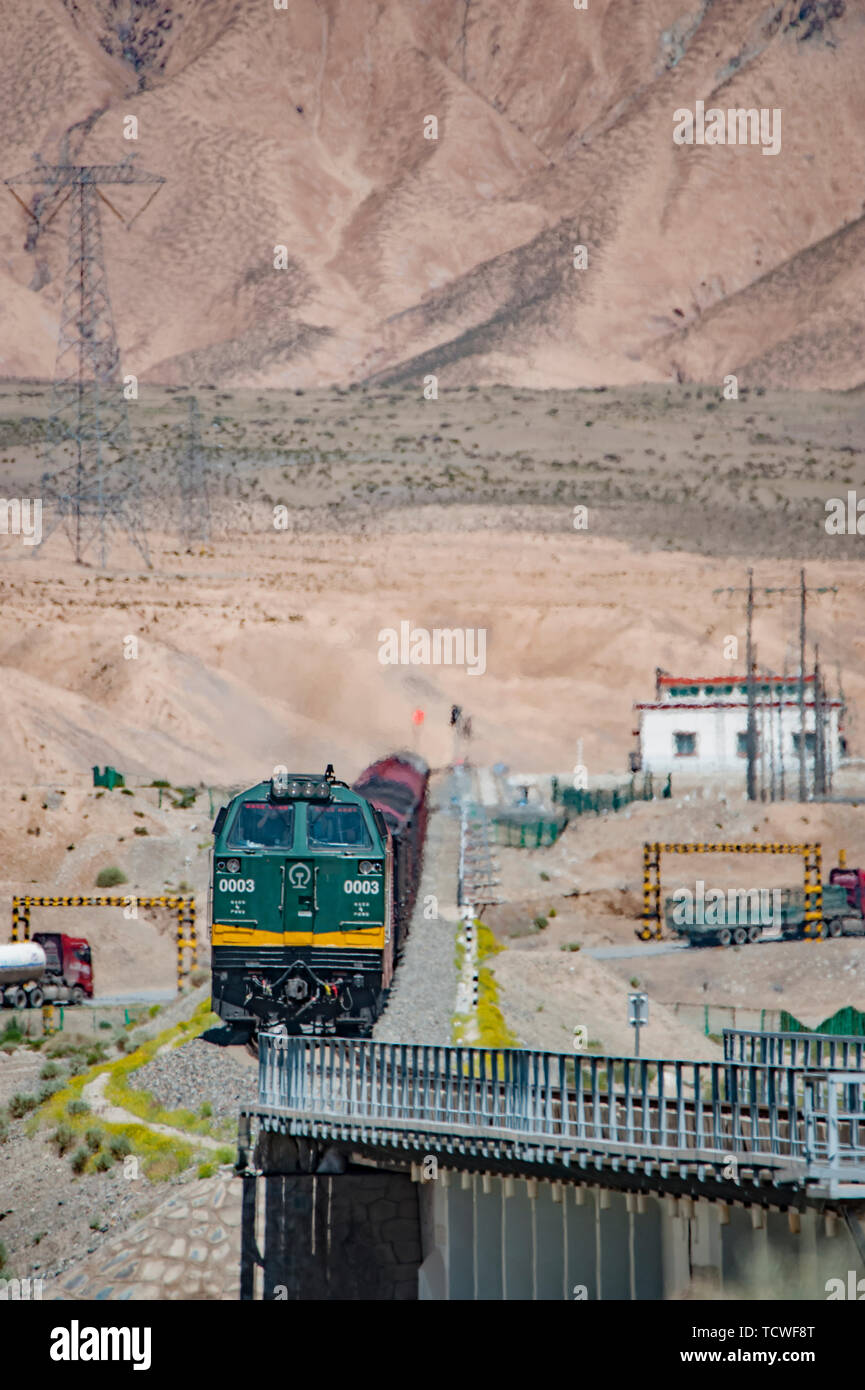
779 1006 865 1037
551 772 672 817
490 818 565 848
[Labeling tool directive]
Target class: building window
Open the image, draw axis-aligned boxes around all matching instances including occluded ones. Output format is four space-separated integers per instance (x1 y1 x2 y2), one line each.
736 730 759 758
674 731 697 757
792 732 816 754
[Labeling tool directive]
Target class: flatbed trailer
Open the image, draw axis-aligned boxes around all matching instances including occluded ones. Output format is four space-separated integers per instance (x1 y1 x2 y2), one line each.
666 883 863 947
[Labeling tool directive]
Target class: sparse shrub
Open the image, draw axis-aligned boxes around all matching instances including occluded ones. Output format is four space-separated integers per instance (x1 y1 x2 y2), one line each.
539 871 550 881
8 1092 38 1119
115 1035 128 1053
52 1123 74 1155
98 1020 111 1030
0 1241 6 1272
96 866 127 888
148 1005 162 1019
215 1147 234 1165
548 908 557 918
560 943 581 952
533 915 548 931
67 1098 90 1117
84 1128 103 1153
630 978 640 988
94 1153 113 1173
108 1134 131 1160
38 1082 61 1103
70 1146 89 1175
85 1044 108 1066
200 1102 212 1118
198 1162 215 1179
0 1111 8 1144
133 826 148 836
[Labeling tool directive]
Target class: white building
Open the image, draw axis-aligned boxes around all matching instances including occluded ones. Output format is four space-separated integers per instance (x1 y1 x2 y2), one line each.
632 672 844 780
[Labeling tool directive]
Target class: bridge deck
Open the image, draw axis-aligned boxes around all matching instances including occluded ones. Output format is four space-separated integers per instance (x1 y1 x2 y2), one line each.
242 1035 865 1201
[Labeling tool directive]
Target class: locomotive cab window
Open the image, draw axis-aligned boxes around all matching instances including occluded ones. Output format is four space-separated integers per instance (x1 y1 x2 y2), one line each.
227 800 295 849
307 803 372 848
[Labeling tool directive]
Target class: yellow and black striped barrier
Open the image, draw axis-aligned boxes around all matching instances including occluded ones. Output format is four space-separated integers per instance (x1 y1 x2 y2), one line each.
639 842 823 941
10 894 198 990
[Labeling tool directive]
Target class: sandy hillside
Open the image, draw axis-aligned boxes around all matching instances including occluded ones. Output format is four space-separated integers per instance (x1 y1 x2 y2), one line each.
0 1 862 390
1 382 863 787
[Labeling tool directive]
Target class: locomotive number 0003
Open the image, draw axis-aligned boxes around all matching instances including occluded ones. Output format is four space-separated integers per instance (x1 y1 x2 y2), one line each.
218 877 255 893
344 879 380 895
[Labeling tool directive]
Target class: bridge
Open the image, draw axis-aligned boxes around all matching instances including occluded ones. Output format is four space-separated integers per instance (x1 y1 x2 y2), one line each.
235 1028 865 1299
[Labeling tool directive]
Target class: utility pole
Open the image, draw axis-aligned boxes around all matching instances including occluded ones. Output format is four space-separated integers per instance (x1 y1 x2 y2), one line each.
814 644 826 797
746 571 757 801
714 571 837 803
4 154 165 566
798 569 807 801
177 396 212 547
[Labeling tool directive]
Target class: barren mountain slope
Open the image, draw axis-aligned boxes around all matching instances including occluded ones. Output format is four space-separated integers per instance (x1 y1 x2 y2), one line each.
0 0 862 389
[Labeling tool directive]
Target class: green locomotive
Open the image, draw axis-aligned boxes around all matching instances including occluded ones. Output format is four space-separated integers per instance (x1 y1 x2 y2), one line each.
209 756 428 1038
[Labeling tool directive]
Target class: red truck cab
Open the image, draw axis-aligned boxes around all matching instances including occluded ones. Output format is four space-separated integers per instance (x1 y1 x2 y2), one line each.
32 932 94 1000
828 867 865 916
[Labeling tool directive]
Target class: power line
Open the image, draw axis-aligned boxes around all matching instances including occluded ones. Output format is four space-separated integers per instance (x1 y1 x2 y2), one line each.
712 570 837 802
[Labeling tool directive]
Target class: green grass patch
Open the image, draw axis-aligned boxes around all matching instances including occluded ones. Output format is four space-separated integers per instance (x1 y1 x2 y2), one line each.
452 920 517 1048
101 1000 222 1139
35 999 219 1179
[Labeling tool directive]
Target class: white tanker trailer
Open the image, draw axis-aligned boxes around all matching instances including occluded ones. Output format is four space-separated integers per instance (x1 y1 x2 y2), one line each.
0 942 47 1008
0 935 94 1008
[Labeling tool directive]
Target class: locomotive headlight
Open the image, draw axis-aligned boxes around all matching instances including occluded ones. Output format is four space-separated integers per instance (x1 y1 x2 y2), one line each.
225 858 241 873
358 860 382 874
287 780 303 797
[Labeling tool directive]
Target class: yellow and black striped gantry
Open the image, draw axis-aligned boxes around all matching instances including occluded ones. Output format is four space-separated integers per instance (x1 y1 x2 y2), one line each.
11 895 197 990
639 842 823 941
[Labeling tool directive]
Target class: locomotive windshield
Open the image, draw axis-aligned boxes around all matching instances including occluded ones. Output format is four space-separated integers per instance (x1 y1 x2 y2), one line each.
227 800 295 849
307 803 372 848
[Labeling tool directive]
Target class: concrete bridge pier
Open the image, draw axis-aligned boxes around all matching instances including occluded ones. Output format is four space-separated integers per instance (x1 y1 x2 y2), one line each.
241 1132 422 1300
419 1174 664 1300
417 1173 865 1301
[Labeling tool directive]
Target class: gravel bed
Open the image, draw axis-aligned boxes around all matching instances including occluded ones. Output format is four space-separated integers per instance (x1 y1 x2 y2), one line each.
374 782 459 1046
128 1036 257 1123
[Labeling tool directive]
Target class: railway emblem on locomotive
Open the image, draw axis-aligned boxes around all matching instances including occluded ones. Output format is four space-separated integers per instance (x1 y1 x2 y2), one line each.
288 863 312 889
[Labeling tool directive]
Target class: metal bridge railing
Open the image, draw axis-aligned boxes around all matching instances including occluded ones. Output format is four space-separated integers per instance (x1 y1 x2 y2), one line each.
257 1035 865 1174
724 1028 865 1071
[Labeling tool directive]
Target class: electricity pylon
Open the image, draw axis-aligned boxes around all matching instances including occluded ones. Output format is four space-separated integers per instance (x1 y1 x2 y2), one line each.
4 154 165 566
177 396 212 546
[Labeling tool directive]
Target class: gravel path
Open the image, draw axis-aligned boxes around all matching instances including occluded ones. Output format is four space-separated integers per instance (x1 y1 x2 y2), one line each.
374 776 459 1046
128 1037 257 1123
83 1071 228 1150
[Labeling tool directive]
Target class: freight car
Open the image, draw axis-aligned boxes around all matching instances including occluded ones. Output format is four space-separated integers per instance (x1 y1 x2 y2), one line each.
210 755 428 1039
